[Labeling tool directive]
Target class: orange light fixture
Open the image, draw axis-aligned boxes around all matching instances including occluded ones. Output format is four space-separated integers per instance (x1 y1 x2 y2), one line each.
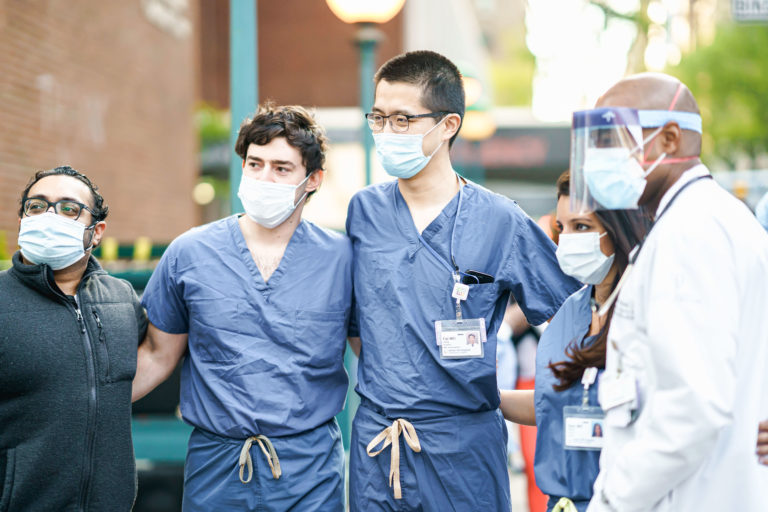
460 110 496 142
326 0 406 24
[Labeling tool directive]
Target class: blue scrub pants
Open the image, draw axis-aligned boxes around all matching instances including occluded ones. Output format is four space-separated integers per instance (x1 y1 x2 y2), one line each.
182 419 345 511
349 401 510 512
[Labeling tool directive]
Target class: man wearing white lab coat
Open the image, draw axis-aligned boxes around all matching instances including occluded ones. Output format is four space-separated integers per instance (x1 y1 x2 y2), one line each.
585 74 768 511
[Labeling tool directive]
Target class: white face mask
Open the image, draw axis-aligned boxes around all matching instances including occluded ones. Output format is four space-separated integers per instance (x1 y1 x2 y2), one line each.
237 174 310 228
18 212 91 270
556 231 615 285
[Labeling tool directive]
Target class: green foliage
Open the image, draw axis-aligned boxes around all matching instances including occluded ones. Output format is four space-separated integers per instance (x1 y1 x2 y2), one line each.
667 24 768 166
196 104 231 148
490 32 535 106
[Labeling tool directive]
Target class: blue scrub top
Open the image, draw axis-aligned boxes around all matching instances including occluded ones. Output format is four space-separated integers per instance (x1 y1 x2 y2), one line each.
534 284 602 509
346 181 579 421
141 216 352 438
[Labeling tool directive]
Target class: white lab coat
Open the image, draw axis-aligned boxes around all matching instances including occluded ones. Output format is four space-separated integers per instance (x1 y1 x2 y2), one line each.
588 165 768 511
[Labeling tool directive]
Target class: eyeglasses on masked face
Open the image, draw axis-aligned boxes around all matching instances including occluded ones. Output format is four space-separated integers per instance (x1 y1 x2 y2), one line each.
22 197 96 222
365 111 450 133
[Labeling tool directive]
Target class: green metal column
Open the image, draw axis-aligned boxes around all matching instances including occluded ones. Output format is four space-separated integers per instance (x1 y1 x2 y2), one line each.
229 0 258 214
357 24 378 187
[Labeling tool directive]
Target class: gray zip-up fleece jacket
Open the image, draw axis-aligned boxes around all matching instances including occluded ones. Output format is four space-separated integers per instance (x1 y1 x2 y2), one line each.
0 251 148 512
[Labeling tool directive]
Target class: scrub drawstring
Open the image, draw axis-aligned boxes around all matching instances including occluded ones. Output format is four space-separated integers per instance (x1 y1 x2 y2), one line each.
552 497 578 512
238 434 282 483
366 418 422 500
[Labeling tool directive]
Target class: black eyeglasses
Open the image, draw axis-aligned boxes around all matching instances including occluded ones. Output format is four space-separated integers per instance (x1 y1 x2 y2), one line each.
23 197 96 221
365 111 450 133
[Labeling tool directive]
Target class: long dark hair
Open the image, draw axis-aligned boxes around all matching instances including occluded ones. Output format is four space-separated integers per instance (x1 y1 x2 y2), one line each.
548 170 651 391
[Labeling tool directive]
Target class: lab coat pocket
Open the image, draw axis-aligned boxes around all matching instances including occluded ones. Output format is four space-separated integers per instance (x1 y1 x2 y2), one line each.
0 448 16 512
294 309 348 369
92 303 139 383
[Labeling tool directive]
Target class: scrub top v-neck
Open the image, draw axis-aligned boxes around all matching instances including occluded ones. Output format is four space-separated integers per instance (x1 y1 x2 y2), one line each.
141 215 353 438
346 180 579 422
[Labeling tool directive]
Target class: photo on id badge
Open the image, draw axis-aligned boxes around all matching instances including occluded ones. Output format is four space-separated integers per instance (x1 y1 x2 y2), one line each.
436 325 484 359
563 405 605 451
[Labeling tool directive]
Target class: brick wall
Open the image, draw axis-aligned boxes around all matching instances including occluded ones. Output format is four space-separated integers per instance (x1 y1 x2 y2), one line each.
0 0 199 257
198 0 404 109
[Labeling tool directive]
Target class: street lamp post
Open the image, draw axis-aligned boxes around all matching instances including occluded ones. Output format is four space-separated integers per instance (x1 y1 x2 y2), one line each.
229 0 258 214
326 0 405 187
356 24 381 187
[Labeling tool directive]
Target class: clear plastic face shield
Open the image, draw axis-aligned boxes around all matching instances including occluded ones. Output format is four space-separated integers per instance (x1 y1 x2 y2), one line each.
570 87 703 213
570 107 651 213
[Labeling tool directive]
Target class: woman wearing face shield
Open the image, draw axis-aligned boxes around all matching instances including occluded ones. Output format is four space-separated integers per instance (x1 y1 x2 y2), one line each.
500 170 649 512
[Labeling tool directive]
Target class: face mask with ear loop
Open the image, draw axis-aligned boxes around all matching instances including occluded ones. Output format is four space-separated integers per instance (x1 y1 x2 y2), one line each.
556 231 616 285
373 116 448 179
18 212 97 270
238 173 312 229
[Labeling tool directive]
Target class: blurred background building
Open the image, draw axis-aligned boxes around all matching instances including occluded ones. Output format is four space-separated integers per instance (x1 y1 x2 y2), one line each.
0 0 199 258
4 0 765 259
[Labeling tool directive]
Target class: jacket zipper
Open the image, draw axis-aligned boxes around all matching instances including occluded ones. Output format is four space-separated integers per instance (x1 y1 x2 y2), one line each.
41 266 102 512
72 299 98 512
92 309 109 380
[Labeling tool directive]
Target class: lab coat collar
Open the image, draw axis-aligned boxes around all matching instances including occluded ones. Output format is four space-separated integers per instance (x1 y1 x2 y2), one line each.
655 164 710 218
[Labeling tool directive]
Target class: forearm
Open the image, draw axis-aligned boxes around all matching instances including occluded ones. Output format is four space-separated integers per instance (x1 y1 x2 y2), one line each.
499 389 535 426
132 324 188 402
132 344 179 402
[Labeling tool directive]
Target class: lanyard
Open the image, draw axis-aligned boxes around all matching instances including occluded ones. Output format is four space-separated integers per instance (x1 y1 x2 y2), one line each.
416 184 464 275
598 174 712 317
415 184 465 319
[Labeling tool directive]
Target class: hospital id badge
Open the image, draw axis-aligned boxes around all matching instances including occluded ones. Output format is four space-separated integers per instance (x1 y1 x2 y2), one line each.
563 405 605 451
434 318 486 359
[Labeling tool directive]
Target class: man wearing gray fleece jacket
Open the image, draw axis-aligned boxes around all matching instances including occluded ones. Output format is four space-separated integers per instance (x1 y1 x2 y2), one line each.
0 166 147 511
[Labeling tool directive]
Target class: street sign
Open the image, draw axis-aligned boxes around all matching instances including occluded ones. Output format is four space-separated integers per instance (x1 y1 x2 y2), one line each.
733 0 768 21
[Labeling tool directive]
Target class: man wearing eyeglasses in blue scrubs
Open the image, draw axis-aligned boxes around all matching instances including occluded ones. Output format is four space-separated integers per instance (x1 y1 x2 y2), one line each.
345 50 579 511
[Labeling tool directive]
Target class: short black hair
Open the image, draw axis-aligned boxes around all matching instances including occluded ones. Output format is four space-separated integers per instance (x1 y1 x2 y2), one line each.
235 103 328 197
374 50 465 146
19 166 109 222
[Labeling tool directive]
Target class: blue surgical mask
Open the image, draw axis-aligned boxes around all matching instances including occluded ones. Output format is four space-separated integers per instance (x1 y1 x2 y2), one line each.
373 117 446 179
583 128 667 210
18 212 92 270
584 147 649 209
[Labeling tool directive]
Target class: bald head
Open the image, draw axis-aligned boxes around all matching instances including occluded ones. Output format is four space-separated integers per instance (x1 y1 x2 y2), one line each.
595 73 703 210
597 73 699 114
597 73 702 158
